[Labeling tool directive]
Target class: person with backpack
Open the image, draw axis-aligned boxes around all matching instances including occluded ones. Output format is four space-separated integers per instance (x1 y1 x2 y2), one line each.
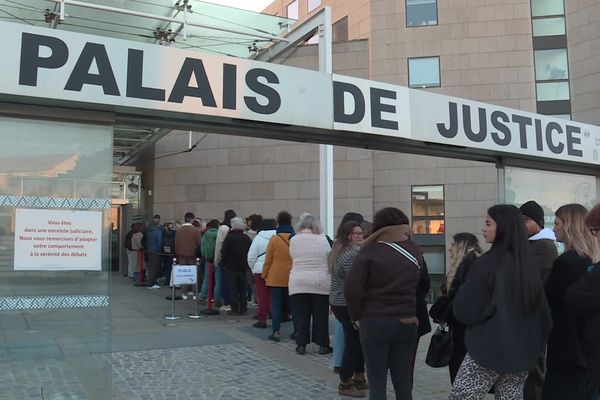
199 219 220 305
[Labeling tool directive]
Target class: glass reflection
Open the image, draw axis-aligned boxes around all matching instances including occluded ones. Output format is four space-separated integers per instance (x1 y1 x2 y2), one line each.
409 57 441 88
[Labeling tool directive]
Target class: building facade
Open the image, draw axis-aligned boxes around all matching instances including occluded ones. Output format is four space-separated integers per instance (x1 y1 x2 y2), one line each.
151 0 600 275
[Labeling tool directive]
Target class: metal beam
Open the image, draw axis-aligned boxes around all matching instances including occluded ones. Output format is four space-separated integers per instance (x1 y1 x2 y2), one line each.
48 0 289 43
254 7 329 62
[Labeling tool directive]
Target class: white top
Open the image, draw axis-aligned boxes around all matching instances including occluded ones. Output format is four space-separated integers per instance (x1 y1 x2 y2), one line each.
288 229 331 296
247 229 277 274
214 224 230 265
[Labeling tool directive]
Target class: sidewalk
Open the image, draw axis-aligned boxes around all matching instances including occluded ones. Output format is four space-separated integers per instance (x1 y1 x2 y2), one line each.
108 272 453 399
0 272 454 399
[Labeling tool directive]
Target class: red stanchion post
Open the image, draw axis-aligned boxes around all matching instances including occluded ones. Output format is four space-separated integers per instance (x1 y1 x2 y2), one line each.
200 260 219 315
207 261 214 310
138 249 144 286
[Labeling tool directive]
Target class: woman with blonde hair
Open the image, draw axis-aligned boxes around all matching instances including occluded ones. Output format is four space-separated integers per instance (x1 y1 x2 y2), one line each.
565 203 600 397
543 203 600 400
444 232 483 383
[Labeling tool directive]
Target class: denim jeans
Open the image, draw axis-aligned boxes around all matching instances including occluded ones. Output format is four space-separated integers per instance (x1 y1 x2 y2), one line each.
332 306 364 381
199 261 222 300
271 287 296 334
333 319 345 368
360 319 418 400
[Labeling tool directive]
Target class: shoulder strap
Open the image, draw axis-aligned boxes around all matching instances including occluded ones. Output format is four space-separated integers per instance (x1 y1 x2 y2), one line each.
276 234 290 246
379 241 420 270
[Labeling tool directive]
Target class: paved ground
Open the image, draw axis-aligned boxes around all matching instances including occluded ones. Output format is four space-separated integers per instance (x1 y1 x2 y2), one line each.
0 273 455 399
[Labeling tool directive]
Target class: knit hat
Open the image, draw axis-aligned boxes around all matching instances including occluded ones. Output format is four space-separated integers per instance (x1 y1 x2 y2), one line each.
519 201 545 229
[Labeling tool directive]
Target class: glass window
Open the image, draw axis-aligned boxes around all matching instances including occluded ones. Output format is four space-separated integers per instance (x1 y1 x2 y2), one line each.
505 166 599 224
412 185 445 235
531 0 564 17
532 17 566 37
333 16 349 42
406 0 438 27
287 0 299 20
534 49 569 80
308 0 321 13
408 57 441 88
0 116 112 397
536 82 570 101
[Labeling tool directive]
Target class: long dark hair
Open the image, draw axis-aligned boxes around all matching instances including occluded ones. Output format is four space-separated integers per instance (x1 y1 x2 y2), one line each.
487 204 541 315
328 221 362 273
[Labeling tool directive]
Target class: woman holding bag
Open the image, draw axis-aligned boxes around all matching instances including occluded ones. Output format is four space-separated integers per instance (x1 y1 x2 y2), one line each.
449 205 552 399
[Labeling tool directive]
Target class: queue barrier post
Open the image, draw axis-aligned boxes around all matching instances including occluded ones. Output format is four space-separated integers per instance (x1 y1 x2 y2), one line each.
188 258 205 319
163 258 180 320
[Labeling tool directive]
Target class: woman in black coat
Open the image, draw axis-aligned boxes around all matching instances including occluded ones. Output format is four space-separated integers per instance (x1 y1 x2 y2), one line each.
543 204 600 400
449 205 552 399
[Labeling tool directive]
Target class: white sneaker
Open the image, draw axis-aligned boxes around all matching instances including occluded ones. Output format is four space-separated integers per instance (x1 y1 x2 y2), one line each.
182 294 188 300
220 305 231 311
248 301 258 308
148 284 161 289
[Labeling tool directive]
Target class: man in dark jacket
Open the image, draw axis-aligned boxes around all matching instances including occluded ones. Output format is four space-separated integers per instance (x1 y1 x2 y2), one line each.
520 200 559 400
221 217 252 316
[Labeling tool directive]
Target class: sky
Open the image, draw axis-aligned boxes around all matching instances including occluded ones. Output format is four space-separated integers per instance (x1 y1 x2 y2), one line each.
203 0 274 12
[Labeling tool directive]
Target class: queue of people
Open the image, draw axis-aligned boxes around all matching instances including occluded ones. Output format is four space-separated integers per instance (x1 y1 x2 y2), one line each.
124 200 600 400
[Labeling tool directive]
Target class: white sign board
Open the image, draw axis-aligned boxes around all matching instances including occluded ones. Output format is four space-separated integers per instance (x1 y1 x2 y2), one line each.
171 265 198 286
1 21 599 166
14 209 102 271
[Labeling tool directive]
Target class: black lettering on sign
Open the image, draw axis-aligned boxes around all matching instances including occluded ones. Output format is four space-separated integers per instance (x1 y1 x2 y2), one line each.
222 63 237 110
463 105 487 143
168 58 216 106
545 122 564 154
244 68 281 115
64 43 120 95
490 111 511 146
19 33 68 86
126 49 165 101
333 81 365 124
565 125 583 157
437 102 458 138
511 114 532 149
370 88 398 130
534 119 544 151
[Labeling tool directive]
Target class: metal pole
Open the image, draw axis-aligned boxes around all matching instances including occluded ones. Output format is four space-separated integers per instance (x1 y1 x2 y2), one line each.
188 258 205 319
164 258 180 320
318 7 334 238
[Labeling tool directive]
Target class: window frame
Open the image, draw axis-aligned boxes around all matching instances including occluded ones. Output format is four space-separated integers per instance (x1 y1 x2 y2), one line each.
405 0 439 28
411 185 445 236
286 0 299 20
307 0 321 13
407 56 441 88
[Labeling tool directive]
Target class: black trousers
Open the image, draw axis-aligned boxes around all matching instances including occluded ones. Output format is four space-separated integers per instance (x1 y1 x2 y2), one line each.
292 294 330 347
225 269 247 314
542 368 598 400
360 319 417 400
331 305 365 381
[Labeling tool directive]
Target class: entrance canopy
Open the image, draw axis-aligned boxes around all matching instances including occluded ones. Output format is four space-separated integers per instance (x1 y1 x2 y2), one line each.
1 20 599 171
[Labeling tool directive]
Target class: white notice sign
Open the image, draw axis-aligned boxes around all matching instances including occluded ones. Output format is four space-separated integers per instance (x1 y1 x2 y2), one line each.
14 208 103 271
171 265 198 285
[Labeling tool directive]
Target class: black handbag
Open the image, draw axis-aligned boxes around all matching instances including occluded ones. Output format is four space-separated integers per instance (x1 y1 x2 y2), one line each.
425 323 453 368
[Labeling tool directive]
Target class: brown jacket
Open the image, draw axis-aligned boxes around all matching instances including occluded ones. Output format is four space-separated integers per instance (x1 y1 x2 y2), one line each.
262 233 292 287
175 223 201 265
345 225 423 321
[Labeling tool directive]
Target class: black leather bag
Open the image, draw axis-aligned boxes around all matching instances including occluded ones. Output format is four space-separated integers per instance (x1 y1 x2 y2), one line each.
429 295 450 324
425 324 453 368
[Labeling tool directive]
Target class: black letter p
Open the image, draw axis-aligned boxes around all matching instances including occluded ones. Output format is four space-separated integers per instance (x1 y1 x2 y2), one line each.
19 33 68 86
